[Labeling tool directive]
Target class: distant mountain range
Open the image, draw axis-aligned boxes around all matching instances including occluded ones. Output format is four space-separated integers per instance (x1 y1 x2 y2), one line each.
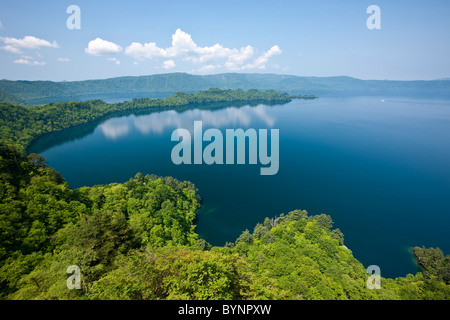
1 72 450 105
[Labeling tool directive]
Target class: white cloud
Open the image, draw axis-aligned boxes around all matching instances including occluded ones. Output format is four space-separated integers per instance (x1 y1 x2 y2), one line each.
125 41 167 60
162 59 175 69
0 35 58 54
124 29 281 71
0 21 3 29
198 64 220 73
2 45 22 54
13 59 29 64
85 38 122 56
1 35 58 49
57 57 70 62
107 57 121 65
241 45 282 70
14 58 46 66
125 29 237 62
224 45 255 70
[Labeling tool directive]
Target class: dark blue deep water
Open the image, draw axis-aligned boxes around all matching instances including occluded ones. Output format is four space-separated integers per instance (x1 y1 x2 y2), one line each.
30 97 450 278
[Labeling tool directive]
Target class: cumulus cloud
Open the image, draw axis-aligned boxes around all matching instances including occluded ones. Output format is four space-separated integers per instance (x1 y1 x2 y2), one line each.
124 29 235 62
125 29 281 71
57 57 70 62
85 38 122 56
162 60 175 69
224 45 255 70
1 35 58 54
241 45 282 70
14 58 46 66
125 41 166 60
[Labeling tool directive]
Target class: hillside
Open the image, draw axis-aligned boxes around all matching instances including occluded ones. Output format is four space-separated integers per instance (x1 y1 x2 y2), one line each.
2 73 450 105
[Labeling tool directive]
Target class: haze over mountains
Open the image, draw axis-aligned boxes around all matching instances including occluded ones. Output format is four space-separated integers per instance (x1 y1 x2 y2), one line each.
1 72 450 105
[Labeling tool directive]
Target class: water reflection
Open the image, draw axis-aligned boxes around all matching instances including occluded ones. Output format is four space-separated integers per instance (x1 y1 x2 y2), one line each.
99 118 131 139
29 100 287 154
99 104 276 139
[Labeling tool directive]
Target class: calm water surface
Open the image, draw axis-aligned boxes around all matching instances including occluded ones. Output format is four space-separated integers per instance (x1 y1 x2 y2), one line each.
30 97 450 278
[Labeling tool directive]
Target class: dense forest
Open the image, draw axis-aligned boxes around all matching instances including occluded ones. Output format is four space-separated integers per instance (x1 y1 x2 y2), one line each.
0 88 295 153
0 88 449 300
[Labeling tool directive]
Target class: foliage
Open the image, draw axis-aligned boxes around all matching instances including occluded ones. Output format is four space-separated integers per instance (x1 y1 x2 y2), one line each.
89 247 259 300
413 246 450 284
0 89 25 105
0 144 200 298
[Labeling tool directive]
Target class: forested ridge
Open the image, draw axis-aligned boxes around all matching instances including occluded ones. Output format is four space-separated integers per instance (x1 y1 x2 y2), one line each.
1 72 449 105
0 88 449 300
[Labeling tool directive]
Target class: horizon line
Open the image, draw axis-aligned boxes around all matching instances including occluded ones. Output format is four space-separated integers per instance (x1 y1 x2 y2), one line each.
1 72 449 83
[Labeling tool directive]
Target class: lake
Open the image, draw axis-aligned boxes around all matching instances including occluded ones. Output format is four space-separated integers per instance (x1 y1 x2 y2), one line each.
29 96 450 278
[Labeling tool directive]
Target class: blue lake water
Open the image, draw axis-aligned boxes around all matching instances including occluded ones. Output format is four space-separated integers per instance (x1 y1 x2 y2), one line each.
29 96 450 278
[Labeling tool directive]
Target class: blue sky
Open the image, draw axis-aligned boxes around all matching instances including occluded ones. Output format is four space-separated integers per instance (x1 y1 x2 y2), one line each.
1 0 449 81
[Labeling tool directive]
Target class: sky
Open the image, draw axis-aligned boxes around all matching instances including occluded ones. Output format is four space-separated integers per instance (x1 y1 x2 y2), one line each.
0 0 449 81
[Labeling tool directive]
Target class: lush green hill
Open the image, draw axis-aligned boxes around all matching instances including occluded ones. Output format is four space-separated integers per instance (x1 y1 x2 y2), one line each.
2 73 449 105
0 89 25 105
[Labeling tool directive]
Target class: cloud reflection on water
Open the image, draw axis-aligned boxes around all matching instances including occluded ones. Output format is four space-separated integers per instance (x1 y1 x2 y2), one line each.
99 104 276 139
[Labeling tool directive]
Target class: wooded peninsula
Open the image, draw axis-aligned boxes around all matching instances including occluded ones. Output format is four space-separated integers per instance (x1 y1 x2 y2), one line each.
0 88 301 153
